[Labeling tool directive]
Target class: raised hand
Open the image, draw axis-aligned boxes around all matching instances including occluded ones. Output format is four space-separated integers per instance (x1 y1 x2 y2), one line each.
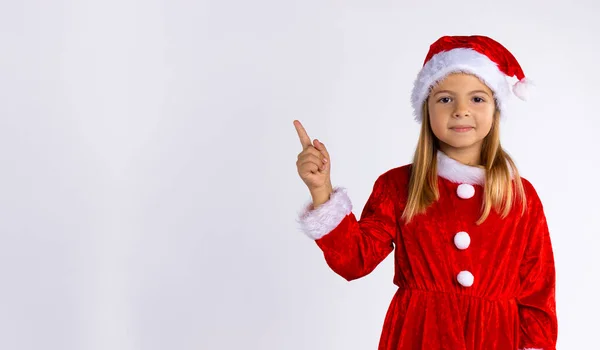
294 120 333 201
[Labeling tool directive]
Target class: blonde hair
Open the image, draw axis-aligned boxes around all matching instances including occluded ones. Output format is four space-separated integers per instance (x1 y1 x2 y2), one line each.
401 100 527 225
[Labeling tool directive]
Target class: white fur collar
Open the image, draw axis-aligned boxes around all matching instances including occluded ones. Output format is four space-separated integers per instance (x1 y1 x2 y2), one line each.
436 150 485 185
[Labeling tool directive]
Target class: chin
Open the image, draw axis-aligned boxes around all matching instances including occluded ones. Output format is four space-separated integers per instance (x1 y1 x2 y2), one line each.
441 138 480 150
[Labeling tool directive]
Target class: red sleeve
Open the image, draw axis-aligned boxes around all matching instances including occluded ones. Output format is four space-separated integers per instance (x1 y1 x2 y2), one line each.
296 174 396 281
516 193 558 350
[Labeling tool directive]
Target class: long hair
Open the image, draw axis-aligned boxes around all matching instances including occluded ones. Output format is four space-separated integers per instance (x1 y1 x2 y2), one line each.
401 99 527 225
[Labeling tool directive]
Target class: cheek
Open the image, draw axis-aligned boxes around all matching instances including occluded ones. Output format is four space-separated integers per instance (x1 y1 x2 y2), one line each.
428 103 446 126
476 114 495 135
428 114 448 139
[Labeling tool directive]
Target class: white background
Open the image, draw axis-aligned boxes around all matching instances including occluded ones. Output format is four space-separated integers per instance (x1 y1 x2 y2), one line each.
1 0 598 349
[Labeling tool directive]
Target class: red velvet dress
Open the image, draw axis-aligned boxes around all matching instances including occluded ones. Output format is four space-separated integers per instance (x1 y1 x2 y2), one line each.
297 152 557 350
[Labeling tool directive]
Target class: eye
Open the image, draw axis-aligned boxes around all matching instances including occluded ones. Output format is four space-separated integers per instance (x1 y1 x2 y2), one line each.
473 96 485 103
438 97 451 103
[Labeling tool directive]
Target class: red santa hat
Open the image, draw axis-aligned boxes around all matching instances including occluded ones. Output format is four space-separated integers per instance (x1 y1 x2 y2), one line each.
410 35 533 122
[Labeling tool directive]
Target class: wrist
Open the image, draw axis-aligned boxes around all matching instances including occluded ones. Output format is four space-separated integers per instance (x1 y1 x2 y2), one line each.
310 183 333 197
310 184 333 208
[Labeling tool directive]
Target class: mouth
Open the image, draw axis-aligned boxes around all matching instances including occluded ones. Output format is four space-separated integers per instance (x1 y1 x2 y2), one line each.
450 126 474 132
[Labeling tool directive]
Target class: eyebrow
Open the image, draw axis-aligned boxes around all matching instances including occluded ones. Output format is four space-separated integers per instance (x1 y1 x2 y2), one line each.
433 90 491 97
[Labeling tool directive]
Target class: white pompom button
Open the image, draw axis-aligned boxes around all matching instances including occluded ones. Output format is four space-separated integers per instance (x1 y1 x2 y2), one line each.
457 270 474 287
457 184 475 199
454 231 470 250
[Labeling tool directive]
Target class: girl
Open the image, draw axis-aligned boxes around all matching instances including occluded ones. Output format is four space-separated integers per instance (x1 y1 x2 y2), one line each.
293 35 557 350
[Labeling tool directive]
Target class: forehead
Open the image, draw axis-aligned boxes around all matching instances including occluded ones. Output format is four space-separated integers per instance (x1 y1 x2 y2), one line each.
430 72 493 93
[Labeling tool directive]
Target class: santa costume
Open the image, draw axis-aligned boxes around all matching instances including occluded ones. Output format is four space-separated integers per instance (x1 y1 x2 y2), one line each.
296 35 557 350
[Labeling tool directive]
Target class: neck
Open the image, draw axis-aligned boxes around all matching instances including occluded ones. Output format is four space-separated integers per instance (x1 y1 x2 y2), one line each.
438 143 482 167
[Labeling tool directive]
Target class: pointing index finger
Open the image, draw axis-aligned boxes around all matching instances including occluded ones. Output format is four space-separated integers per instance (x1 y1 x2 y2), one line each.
293 120 312 150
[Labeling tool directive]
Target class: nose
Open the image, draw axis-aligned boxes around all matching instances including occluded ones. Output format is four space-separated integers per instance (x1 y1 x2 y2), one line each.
453 99 470 118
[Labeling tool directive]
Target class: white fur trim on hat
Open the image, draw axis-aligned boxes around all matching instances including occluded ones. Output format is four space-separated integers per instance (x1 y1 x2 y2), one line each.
411 47 511 123
296 186 352 240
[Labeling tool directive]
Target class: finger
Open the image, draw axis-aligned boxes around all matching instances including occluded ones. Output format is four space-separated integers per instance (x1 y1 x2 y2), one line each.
298 146 324 161
293 120 312 150
297 153 326 169
298 154 327 172
298 158 321 175
313 139 330 162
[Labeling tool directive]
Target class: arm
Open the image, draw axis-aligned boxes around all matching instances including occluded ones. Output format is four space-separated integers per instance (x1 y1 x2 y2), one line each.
296 174 396 281
516 200 558 350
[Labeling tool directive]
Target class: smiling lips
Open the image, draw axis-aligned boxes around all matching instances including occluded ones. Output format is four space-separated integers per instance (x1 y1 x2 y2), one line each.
450 125 474 132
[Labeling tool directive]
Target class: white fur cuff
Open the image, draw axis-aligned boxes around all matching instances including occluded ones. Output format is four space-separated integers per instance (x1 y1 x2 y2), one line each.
296 187 353 240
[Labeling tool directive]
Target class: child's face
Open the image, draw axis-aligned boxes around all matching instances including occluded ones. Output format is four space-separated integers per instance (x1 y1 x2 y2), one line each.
427 72 496 155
